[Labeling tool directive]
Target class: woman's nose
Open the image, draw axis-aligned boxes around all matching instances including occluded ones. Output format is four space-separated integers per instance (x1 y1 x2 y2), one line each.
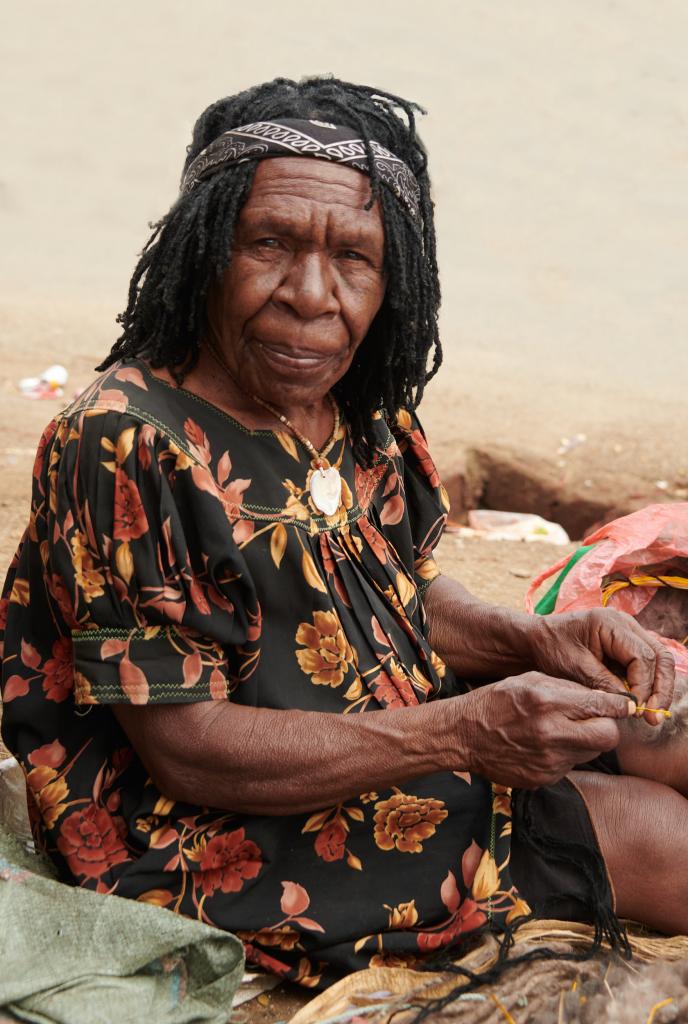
273 253 340 320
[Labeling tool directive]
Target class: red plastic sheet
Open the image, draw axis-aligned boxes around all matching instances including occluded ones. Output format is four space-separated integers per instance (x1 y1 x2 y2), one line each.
525 504 688 677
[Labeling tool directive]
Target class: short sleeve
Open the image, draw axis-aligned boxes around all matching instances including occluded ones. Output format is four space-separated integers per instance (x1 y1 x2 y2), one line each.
44 409 259 706
382 409 450 595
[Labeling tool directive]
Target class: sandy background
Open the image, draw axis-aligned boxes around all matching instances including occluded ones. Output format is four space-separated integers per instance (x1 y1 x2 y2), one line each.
1 4 687 1018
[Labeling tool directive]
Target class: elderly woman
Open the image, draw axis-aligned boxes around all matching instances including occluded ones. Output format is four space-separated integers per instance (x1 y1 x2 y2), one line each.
1 77 685 989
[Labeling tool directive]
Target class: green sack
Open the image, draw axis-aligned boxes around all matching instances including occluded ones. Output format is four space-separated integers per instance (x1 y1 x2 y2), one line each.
0 826 244 1024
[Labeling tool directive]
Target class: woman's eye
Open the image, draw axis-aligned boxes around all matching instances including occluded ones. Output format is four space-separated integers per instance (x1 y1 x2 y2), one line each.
256 238 281 249
340 250 366 262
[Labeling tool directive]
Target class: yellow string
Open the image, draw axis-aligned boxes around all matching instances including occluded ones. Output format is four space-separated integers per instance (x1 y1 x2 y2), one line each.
602 574 688 606
620 679 671 717
490 992 517 1023
601 580 629 605
635 706 672 718
646 997 674 1024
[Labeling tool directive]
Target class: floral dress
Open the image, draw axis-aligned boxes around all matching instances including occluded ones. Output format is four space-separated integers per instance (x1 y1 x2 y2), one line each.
0 360 527 988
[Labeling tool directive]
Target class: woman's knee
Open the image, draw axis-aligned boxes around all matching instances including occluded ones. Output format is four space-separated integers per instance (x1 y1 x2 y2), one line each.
570 770 688 933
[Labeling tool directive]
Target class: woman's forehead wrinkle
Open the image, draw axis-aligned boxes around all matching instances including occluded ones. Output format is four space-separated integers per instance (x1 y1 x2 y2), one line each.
252 156 371 191
241 158 384 249
241 192 384 248
247 176 374 212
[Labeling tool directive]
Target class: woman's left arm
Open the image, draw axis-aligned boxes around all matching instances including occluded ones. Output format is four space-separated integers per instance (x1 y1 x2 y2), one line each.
423 574 535 678
389 410 674 719
423 574 676 721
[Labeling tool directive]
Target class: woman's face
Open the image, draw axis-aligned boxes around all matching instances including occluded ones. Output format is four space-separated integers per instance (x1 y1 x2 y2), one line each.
207 157 387 408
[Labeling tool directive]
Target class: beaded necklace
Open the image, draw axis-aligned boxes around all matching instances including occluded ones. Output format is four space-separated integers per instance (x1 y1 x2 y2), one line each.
205 339 344 516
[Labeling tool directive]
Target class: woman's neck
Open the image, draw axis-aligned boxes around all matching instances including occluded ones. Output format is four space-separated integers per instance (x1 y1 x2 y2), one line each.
146 352 337 451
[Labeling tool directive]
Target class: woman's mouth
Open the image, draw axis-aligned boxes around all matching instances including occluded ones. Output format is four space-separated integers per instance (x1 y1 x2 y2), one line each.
254 340 338 373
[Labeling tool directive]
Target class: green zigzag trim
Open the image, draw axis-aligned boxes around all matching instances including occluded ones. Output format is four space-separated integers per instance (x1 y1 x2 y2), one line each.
62 400 399 534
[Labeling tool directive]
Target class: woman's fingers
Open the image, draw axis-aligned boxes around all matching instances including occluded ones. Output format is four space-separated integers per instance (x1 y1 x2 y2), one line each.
635 631 675 723
562 685 635 723
605 612 676 719
565 609 676 720
640 680 676 725
572 648 631 697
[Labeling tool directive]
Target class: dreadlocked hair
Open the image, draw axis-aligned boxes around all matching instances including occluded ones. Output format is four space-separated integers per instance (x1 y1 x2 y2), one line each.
98 76 442 465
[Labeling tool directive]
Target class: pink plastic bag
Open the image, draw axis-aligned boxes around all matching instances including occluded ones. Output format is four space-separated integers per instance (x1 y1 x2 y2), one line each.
525 503 688 677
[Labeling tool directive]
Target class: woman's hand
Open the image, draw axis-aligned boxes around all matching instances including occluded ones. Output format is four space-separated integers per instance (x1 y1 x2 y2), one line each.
450 672 635 789
528 609 676 724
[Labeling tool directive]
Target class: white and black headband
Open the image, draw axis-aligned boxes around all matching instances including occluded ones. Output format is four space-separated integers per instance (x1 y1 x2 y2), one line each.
181 118 422 227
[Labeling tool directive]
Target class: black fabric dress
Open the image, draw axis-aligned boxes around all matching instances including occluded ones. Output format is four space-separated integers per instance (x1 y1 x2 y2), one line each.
1 359 535 988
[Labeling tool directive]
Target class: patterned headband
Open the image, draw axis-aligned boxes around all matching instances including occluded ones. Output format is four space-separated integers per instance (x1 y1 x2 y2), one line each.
180 118 422 227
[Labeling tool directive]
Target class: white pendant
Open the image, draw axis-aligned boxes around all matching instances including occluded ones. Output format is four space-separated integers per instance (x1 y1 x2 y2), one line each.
310 466 342 516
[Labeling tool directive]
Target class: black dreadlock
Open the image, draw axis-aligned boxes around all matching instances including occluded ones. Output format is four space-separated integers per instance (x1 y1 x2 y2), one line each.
98 76 442 465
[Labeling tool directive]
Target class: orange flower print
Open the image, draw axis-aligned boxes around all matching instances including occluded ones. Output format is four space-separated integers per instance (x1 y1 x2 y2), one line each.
32 420 58 481
26 741 69 829
26 766 68 829
415 863 490 952
357 515 389 563
46 572 78 629
416 898 487 951
28 739 66 769
73 670 96 705
370 661 416 709
394 408 413 431
369 951 420 969
493 785 512 819
314 821 347 862
385 899 419 929
237 926 301 951
295 611 356 687
42 637 73 702
506 897 532 925
113 469 148 541
382 584 407 621
471 850 500 901
394 411 441 488
354 462 387 511
408 429 441 488
429 649 447 679
197 828 262 897
70 530 105 604
57 804 129 880
373 789 447 853
137 423 156 470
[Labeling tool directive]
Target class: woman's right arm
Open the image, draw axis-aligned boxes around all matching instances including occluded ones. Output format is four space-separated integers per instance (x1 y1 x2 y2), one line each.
113 676 633 815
